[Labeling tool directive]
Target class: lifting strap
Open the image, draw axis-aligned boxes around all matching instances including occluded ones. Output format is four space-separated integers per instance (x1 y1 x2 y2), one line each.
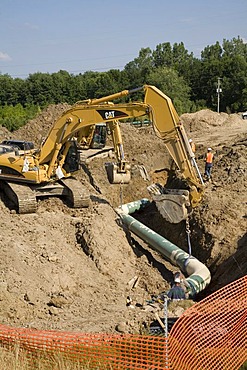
186 217 192 257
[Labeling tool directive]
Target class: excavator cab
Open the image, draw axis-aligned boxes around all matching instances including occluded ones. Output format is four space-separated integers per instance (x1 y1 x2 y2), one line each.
91 124 107 149
63 140 80 174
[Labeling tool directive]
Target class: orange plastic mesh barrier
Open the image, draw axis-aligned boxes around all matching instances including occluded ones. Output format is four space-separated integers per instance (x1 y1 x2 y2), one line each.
169 275 247 369
0 276 246 369
0 326 169 369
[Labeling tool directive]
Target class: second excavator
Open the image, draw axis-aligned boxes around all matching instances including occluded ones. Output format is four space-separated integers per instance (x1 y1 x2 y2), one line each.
0 85 204 222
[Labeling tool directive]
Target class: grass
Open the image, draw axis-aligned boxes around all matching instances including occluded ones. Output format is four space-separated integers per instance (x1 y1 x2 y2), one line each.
0 346 105 370
0 345 246 369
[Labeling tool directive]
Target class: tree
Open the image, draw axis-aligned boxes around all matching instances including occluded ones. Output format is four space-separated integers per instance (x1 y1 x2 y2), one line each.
51 70 75 104
0 37 246 115
197 42 223 109
193 37 247 112
124 47 153 88
25 72 55 106
146 66 192 114
172 42 196 82
153 42 173 68
0 74 19 105
89 71 122 98
220 37 247 111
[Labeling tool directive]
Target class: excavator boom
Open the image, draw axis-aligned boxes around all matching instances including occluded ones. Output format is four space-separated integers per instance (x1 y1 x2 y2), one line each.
142 86 205 222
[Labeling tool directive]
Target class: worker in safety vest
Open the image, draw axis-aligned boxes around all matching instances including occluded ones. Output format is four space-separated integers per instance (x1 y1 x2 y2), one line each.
204 147 214 180
189 139 196 153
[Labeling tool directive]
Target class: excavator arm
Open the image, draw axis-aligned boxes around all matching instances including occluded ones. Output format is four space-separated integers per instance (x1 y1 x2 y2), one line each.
144 85 203 192
81 85 205 221
142 85 205 222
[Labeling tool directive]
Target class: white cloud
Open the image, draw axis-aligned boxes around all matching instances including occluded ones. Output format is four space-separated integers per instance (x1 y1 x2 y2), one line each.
0 52 11 61
24 22 39 30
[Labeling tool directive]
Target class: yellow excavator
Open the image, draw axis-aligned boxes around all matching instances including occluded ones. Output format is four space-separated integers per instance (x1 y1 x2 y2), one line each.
0 85 204 221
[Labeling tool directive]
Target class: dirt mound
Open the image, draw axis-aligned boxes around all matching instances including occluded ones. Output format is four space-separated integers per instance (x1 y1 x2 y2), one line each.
0 125 13 142
14 103 70 145
0 107 246 334
181 109 243 133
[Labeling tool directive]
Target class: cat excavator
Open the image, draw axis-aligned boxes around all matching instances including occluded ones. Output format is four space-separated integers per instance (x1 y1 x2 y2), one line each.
0 85 204 222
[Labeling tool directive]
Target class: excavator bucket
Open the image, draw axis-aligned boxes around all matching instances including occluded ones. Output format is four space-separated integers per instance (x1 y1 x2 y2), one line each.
105 163 131 184
147 184 190 224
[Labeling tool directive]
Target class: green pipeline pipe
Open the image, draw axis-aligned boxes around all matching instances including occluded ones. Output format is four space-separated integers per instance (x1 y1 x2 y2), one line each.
116 199 211 297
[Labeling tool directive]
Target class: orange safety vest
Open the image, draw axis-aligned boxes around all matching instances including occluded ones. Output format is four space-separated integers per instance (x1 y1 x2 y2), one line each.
206 152 213 163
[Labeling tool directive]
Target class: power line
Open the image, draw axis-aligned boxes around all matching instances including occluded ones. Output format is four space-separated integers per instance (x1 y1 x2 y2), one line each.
0 53 136 69
3 65 126 78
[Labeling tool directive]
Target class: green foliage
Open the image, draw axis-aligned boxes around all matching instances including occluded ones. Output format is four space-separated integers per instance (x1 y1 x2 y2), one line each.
82 70 122 99
146 66 192 114
0 104 40 131
239 361 247 370
124 47 153 88
0 74 25 106
0 36 246 116
194 36 247 112
152 42 196 84
153 42 173 68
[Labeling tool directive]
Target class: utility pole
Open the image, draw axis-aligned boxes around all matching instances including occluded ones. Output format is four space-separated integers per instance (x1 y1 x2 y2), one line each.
216 78 222 113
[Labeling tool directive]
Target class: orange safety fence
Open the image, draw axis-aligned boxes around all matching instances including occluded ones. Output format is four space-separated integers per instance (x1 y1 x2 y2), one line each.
169 274 247 369
0 275 246 369
0 327 169 369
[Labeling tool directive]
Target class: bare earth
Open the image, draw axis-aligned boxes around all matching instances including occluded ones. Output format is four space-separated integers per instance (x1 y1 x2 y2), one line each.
0 107 246 334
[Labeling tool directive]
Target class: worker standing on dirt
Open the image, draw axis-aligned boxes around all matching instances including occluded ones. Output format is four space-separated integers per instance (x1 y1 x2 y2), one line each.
204 147 214 180
167 277 186 300
189 139 196 154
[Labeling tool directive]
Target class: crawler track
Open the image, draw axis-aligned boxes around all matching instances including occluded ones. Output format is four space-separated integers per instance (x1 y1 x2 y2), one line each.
0 177 90 214
59 177 90 208
2 181 37 214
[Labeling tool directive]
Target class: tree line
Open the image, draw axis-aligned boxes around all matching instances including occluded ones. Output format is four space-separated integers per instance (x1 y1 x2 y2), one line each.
0 36 246 131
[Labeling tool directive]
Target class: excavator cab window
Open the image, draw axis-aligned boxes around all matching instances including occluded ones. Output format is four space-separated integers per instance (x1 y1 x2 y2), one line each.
63 141 80 173
91 124 107 149
1 140 34 150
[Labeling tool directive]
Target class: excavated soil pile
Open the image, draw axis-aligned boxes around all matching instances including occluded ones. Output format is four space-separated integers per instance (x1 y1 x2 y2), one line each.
0 106 246 334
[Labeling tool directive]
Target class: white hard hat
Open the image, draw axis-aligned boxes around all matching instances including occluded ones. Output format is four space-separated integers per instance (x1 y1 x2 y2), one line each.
208 147 212 151
174 277 181 283
189 139 192 143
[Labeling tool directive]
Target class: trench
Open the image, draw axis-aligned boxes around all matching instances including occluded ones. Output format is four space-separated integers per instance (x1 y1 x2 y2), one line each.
116 199 211 299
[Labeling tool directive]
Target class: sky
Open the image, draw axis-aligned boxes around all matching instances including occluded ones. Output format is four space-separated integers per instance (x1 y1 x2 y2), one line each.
0 0 246 79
